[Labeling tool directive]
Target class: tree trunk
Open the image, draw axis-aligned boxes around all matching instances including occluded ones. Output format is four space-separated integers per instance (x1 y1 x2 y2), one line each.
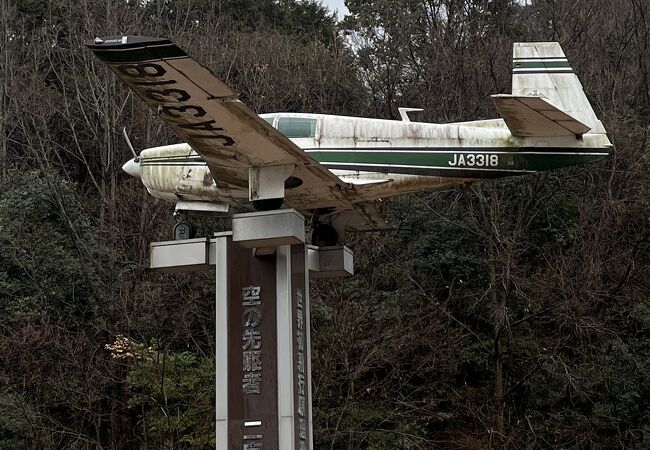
0 0 9 179
490 247 506 437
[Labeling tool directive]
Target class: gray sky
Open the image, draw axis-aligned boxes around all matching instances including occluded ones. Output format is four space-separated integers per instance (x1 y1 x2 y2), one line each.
321 0 350 18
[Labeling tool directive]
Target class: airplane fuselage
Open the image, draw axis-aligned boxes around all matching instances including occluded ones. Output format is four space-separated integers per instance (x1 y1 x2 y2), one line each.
132 112 612 208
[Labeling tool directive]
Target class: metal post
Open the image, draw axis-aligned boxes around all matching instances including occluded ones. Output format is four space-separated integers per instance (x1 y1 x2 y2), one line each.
214 232 231 450
276 244 295 448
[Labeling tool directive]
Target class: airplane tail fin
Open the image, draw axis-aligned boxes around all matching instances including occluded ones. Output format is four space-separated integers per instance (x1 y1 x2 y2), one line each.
511 42 606 134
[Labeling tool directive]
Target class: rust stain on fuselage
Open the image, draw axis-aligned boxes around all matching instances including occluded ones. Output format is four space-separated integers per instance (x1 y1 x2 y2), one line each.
203 171 214 187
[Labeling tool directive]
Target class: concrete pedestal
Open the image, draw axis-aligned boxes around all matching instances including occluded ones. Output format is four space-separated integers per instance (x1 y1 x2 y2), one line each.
149 209 354 450
213 232 311 450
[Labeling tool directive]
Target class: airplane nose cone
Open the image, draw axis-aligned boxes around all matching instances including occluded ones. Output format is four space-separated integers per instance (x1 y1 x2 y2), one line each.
122 158 141 178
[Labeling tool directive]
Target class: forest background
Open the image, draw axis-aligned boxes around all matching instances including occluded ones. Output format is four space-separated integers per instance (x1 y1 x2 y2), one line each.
1 0 649 448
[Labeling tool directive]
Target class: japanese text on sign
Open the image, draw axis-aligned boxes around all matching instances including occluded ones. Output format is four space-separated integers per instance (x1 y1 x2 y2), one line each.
242 286 262 395
295 287 307 450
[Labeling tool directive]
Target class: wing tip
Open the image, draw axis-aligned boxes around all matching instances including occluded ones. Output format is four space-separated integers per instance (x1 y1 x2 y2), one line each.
85 35 187 64
85 35 170 50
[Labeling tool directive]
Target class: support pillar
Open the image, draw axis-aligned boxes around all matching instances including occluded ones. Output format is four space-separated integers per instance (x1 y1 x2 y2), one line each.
218 209 312 450
149 209 354 450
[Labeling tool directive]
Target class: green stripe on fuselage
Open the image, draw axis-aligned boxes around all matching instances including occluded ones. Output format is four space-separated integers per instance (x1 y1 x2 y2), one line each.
513 60 571 69
308 150 519 169
307 149 608 173
138 149 609 175
522 152 605 171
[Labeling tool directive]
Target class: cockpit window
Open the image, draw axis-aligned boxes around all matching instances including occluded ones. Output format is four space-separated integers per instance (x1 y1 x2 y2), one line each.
263 117 275 127
277 117 317 138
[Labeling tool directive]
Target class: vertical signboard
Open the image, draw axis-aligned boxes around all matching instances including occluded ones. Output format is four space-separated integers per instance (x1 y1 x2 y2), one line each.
215 232 313 450
228 239 279 449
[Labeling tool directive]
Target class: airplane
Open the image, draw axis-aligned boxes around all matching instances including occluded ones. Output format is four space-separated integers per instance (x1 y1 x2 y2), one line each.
86 36 612 245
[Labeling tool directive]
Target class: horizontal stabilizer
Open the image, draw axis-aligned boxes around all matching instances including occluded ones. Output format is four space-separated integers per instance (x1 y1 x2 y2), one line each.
491 94 591 137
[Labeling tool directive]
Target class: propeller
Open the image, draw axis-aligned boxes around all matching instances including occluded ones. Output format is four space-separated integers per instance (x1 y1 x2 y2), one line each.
121 127 141 178
122 127 139 162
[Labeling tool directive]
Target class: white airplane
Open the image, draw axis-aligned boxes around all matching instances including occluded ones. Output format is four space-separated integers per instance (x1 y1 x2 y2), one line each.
87 36 612 244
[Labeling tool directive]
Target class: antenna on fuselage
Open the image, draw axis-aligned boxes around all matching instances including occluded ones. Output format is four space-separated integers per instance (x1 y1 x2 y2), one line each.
398 107 424 122
122 127 139 162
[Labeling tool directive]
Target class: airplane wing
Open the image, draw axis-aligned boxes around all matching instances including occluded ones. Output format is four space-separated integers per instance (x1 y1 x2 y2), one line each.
85 35 354 212
323 202 392 232
491 94 591 137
